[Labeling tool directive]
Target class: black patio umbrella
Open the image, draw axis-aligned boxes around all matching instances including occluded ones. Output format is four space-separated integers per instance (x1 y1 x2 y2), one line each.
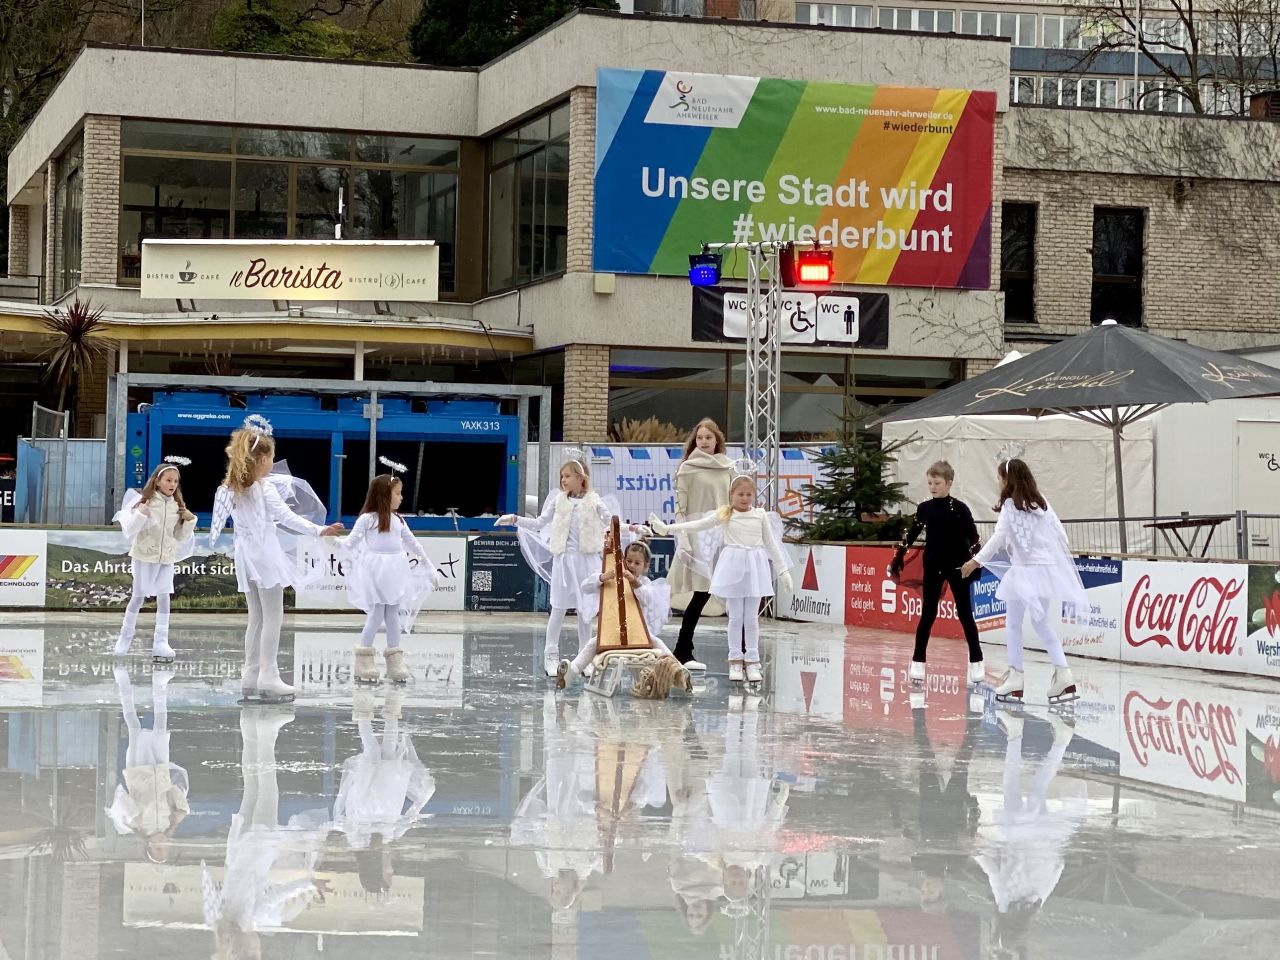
875 320 1280 551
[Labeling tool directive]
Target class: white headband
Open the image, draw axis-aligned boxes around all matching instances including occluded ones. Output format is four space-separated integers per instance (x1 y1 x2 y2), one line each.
243 414 272 452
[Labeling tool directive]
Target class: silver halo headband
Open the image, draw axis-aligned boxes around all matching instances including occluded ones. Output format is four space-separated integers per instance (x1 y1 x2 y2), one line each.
156 454 191 478
995 441 1027 465
243 414 273 452
378 455 407 475
731 457 760 482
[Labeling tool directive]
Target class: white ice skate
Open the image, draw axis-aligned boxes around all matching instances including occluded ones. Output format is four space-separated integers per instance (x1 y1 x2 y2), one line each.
152 638 176 664
968 660 986 685
1047 667 1079 706
384 648 411 684
353 646 380 685
543 654 560 678
745 662 763 684
728 662 745 683
684 659 707 672
556 659 579 691
991 668 1024 703
113 633 134 657
255 667 295 704
909 661 926 685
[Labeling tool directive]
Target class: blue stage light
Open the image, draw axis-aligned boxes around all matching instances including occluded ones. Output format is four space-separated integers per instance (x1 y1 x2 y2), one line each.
688 252 722 287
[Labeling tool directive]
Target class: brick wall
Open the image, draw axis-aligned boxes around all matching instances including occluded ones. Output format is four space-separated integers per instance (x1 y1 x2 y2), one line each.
566 87 596 274
8 205 29 277
965 357 1000 378
73 352 112 438
1003 167 1280 341
562 343 610 442
81 115 121 286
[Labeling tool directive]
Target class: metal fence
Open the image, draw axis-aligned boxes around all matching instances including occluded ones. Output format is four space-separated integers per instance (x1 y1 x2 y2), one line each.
974 512 1280 561
14 437 107 525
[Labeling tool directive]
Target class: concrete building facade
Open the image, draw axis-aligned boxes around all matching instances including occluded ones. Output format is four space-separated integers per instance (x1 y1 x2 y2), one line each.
4 9 1279 450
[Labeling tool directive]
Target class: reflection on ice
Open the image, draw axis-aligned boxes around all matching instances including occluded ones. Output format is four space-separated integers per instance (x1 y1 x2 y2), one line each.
0 614 1279 959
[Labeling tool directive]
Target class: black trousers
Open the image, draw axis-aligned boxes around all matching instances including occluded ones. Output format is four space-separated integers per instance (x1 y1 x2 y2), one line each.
913 567 982 663
673 591 711 663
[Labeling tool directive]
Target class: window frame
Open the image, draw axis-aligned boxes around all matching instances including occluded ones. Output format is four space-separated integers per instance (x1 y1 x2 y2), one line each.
1000 201 1036 324
1090 206 1145 327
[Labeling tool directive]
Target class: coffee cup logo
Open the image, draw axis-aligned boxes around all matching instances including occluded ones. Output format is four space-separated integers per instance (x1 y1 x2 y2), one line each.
178 260 196 283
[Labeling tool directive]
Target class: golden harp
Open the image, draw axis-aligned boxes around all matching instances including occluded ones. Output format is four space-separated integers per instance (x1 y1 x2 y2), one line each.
593 517 654 655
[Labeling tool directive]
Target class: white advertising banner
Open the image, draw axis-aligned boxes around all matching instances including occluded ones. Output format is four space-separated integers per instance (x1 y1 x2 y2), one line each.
296 535 468 612
1121 560 1252 675
0 529 47 607
294 631 464 707
778 543 845 625
141 239 439 301
527 444 826 526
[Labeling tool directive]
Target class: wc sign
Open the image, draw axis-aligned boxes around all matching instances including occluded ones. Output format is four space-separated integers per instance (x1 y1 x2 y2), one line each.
691 286 889 349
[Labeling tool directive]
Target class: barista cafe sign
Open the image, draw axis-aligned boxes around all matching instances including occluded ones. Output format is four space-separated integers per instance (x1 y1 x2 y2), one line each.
141 239 439 301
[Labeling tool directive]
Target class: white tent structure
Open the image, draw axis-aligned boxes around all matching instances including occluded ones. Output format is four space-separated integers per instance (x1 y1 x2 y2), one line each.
883 413 1155 552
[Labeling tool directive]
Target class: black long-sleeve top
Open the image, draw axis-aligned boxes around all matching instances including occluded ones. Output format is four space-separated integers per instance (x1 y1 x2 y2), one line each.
893 496 982 572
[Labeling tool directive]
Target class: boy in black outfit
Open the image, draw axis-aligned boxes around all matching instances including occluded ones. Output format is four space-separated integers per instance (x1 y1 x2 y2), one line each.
889 460 985 686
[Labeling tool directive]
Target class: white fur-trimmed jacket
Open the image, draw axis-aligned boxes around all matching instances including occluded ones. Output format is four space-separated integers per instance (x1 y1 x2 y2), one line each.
129 493 196 565
517 490 611 556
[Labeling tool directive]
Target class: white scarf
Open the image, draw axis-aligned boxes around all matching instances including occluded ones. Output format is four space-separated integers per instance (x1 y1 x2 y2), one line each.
549 490 605 555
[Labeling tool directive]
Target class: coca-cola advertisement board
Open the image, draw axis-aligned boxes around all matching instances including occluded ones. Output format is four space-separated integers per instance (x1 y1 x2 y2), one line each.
1121 560 1253 674
845 545 965 639
1118 672 1247 802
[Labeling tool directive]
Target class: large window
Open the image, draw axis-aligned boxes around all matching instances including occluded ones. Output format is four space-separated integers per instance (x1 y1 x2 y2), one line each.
960 11 1035 45
56 137 84 298
1092 207 1144 326
796 3 873 27
118 121 461 293
878 6 954 32
1001 202 1036 324
488 103 569 291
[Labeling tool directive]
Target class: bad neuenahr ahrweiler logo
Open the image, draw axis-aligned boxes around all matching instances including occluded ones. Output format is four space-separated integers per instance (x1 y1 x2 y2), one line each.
670 80 693 112
0 555 39 580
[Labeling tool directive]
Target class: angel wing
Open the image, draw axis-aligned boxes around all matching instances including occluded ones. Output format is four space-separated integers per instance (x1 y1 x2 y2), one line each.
112 489 157 542
267 460 328 526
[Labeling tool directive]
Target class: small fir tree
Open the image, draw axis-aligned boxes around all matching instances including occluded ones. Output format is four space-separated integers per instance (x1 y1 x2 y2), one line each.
791 409 914 542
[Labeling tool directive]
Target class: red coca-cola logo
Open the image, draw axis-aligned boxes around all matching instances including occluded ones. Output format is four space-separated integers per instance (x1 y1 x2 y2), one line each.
1123 574 1241 655
1123 690 1241 786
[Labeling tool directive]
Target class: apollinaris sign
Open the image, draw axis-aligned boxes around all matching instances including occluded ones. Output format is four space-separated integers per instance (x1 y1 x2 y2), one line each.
141 239 439 301
593 68 996 289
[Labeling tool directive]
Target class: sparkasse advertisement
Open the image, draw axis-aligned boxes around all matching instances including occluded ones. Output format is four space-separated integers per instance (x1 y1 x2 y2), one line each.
593 68 996 288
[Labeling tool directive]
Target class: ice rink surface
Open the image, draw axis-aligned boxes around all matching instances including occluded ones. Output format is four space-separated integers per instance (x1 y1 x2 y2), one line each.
0 610 1276 959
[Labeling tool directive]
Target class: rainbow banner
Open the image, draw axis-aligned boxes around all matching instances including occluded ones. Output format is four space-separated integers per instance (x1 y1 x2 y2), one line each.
593 68 996 289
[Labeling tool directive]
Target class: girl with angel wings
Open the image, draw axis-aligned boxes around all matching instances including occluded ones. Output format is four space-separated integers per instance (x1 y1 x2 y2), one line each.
649 463 793 684
210 415 344 703
960 458 1088 704
497 449 648 677
337 458 444 685
112 457 197 661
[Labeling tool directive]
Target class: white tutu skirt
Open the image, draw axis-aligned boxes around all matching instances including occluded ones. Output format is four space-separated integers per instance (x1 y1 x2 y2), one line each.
550 551 596 611
347 550 414 611
233 537 298 592
992 560 1089 619
710 546 776 599
131 560 175 598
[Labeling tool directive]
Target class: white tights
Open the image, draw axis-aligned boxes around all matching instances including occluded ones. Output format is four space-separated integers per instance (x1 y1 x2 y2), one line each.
359 603 402 648
1004 596 1068 670
119 585 172 643
725 596 762 664
546 607 591 659
243 583 285 677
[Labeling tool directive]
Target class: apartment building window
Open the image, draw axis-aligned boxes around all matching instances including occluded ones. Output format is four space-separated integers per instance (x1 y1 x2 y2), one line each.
796 2 872 27
1001 203 1036 324
1042 15 1083 48
118 120 461 292
1142 17 1185 47
488 102 569 291
1011 76 1037 103
1121 80 1193 113
1091 207 1144 326
960 11 1036 45
878 7 954 32
1038 77 1118 108
634 0 705 14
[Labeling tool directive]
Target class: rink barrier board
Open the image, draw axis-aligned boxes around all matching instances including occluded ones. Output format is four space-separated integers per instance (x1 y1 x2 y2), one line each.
779 542 1280 680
